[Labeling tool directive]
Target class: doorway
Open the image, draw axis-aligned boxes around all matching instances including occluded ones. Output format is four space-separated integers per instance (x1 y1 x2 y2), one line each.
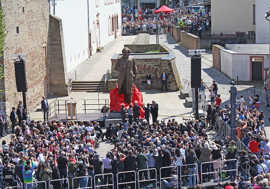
250 57 264 81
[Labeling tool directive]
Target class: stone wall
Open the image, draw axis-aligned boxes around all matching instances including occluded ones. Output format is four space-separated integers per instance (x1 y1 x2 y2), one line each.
124 44 168 53
172 25 181 42
2 0 50 113
47 15 68 97
212 45 224 71
180 31 200 49
111 53 180 91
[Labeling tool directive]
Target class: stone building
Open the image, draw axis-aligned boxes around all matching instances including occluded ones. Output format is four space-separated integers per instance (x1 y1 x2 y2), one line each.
2 0 67 114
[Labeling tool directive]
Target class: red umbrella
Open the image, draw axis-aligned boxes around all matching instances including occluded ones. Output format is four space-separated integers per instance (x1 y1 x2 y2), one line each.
154 5 175 14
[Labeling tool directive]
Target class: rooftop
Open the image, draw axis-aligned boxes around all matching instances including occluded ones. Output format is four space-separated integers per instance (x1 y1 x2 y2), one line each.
225 44 270 55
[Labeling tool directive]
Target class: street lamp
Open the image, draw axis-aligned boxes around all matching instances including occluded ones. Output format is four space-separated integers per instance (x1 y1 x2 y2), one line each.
265 9 270 107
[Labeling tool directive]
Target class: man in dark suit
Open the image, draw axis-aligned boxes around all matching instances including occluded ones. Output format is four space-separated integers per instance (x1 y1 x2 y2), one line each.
41 97 49 122
10 107 17 133
16 101 23 125
160 71 168 91
150 101 159 123
143 104 150 124
133 101 141 122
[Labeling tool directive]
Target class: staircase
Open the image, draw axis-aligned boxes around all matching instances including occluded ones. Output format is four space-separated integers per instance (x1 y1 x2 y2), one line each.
71 81 107 92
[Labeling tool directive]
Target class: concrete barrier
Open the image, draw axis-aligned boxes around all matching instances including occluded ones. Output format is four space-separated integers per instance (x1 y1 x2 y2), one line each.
180 31 200 49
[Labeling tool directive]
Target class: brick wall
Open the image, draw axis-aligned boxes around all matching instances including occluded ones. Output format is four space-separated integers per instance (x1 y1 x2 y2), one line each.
180 31 200 49
212 44 224 71
2 0 49 113
47 15 68 97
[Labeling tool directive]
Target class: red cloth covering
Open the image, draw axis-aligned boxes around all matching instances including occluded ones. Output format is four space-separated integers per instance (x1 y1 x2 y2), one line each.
249 140 260 153
110 85 145 118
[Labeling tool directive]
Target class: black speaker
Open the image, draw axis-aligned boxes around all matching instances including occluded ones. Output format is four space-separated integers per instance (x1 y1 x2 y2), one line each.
14 59 27 92
191 55 201 88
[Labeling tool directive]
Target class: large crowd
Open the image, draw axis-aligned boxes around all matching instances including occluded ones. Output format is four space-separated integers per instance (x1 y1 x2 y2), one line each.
121 7 211 37
0 81 269 189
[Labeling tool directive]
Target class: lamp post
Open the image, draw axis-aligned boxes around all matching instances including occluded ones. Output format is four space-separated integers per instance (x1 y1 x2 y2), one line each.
230 81 237 138
156 0 159 44
265 10 270 107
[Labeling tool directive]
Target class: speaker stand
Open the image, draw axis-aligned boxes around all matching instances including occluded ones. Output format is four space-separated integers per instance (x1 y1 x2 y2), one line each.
194 88 199 120
22 92 27 110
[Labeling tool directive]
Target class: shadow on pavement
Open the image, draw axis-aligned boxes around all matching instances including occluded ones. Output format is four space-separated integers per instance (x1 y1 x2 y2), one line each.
202 67 232 85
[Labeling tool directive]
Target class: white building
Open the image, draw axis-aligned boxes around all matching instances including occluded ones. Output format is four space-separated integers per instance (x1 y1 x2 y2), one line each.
211 0 255 35
51 0 121 73
220 44 270 81
256 0 270 44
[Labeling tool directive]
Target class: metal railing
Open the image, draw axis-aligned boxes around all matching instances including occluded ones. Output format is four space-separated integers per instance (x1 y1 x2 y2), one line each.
72 176 92 188
94 173 114 189
160 166 179 189
82 99 109 113
48 98 110 121
138 168 157 189
33 181 47 189
200 160 221 184
180 163 199 188
116 170 136 189
6 161 247 189
220 159 238 182
49 178 69 189
5 186 22 189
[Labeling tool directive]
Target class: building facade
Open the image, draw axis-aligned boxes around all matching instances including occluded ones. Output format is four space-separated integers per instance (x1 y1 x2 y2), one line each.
52 0 122 75
214 44 270 82
2 0 50 113
255 0 270 43
211 0 256 35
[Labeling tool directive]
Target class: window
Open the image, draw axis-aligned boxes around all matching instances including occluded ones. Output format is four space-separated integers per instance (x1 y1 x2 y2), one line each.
16 26 19 34
253 4 256 25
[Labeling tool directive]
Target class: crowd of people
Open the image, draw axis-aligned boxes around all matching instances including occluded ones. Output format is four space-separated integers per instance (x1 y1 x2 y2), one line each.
121 7 211 37
0 77 268 189
203 79 270 188
0 95 261 189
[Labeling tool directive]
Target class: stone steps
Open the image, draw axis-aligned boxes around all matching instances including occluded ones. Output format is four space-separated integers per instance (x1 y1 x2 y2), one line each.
71 81 108 92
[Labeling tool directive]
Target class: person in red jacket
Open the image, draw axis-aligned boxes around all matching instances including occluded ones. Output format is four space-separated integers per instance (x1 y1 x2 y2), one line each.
249 137 260 154
215 94 222 108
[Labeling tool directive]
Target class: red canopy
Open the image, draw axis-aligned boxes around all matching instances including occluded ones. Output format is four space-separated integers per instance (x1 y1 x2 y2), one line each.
154 5 175 14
